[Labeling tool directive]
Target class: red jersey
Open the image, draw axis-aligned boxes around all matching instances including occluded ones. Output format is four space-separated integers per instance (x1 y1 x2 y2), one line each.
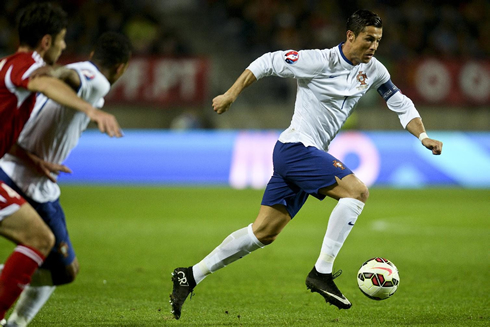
0 51 45 157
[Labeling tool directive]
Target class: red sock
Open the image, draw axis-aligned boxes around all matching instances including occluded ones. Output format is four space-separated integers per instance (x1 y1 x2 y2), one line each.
0 245 45 320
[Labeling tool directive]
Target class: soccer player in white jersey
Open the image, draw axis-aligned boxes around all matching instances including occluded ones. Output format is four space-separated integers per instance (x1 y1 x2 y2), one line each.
170 9 443 319
0 32 131 327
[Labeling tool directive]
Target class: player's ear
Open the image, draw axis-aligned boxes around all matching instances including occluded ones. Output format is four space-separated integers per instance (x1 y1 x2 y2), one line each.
40 34 52 50
110 62 128 84
116 62 128 76
88 51 94 60
347 30 355 43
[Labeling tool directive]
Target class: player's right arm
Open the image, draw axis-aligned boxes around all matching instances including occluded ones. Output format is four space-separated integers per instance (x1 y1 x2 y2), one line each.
27 75 121 137
213 49 325 115
212 69 256 114
50 65 81 90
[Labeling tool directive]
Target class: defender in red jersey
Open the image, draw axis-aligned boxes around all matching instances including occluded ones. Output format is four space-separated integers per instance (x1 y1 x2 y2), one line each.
0 3 121 322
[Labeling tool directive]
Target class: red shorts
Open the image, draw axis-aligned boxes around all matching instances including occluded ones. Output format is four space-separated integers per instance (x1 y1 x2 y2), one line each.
0 181 26 221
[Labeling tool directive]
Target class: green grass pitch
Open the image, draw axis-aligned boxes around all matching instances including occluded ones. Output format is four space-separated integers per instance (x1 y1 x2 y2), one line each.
1 186 489 326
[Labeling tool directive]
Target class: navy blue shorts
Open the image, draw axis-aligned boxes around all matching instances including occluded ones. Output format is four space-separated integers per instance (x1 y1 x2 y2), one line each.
261 141 353 218
0 169 75 270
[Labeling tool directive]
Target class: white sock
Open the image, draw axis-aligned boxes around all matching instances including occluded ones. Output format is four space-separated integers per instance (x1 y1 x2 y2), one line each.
5 268 55 327
315 198 365 274
193 223 265 285
7 285 56 327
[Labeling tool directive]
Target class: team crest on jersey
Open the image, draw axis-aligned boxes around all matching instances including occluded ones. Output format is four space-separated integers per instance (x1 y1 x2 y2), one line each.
58 242 70 258
285 51 299 64
356 71 369 90
333 160 346 170
81 69 95 80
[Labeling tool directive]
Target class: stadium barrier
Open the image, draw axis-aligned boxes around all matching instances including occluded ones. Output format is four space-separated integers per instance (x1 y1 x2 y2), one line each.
60 130 490 188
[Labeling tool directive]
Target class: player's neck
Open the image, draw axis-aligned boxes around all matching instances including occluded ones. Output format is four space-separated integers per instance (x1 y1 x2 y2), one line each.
340 43 359 66
17 46 42 57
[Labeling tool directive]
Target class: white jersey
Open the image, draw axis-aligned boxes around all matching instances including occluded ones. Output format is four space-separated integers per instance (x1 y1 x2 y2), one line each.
247 43 420 151
0 61 110 202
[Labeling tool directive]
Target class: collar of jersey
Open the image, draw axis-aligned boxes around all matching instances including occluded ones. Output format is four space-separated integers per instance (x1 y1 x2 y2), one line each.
32 51 44 65
337 42 355 70
88 61 101 72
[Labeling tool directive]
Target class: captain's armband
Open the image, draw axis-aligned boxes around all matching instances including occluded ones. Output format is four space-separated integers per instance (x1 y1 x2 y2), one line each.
377 79 400 101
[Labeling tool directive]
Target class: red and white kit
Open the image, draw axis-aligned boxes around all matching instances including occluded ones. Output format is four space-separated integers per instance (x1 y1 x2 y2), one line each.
0 51 44 218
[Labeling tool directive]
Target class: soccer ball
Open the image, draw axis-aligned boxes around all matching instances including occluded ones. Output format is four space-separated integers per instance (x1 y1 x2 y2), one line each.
357 257 400 300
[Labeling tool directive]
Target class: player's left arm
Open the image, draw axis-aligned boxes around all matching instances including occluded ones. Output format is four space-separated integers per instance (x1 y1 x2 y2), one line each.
8 144 72 182
373 61 443 156
405 117 443 155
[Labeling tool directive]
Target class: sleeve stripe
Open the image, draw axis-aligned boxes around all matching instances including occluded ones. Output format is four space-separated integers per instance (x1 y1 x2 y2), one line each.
21 62 44 81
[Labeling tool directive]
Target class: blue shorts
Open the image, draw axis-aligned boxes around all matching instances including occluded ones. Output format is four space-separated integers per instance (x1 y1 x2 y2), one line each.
261 141 353 218
0 169 75 271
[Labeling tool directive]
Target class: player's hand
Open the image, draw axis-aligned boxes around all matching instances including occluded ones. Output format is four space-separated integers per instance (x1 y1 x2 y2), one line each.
35 160 72 183
87 108 123 137
212 93 234 114
19 149 72 183
422 138 443 155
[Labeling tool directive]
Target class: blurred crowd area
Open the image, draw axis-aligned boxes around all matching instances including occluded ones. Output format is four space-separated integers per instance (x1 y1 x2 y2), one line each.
0 0 193 57
0 0 488 59
206 0 489 60
0 0 488 131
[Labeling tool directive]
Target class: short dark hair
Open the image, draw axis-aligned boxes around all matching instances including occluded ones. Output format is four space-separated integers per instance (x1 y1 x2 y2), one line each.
346 10 382 36
91 32 132 69
18 3 68 48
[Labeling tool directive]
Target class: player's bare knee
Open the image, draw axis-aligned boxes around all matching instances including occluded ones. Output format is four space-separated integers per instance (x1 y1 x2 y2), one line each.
358 185 369 203
70 259 80 280
348 178 369 203
41 229 55 253
26 228 55 256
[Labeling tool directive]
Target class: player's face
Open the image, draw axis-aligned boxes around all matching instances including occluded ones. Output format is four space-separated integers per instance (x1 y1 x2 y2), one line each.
348 26 382 65
44 28 67 65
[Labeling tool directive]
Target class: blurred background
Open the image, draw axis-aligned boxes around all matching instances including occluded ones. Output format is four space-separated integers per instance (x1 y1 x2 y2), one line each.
1 0 489 188
1 0 488 130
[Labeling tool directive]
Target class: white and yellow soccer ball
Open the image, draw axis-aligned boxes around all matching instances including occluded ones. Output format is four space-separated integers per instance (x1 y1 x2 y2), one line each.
357 257 400 300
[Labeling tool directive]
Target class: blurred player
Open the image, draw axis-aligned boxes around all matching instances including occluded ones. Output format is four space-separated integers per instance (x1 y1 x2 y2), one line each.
0 3 122 324
0 31 132 327
170 9 443 318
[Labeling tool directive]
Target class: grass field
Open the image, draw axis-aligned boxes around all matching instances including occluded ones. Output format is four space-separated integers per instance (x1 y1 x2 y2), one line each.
0 186 489 326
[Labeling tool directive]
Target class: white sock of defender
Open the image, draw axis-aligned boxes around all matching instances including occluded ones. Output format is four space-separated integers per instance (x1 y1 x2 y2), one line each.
315 198 365 274
192 223 265 285
7 285 55 327
7 268 55 327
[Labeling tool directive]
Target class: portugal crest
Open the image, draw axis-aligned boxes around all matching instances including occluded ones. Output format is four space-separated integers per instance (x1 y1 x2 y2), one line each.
333 160 346 170
356 71 368 90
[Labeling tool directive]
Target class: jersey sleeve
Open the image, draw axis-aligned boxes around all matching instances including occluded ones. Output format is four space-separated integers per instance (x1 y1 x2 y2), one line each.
95 98 105 108
371 59 391 90
384 87 421 128
247 49 326 80
8 59 44 89
68 65 110 106
372 60 420 128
